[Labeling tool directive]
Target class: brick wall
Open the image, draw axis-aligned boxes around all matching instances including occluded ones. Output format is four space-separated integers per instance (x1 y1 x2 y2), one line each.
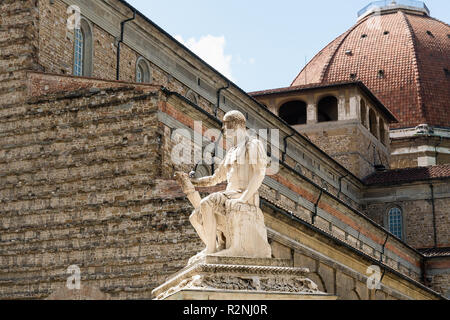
0 77 205 299
1 0 447 300
0 71 443 299
425 257 450 299
364 187 450 249
306 125 390 180
0 0 40 106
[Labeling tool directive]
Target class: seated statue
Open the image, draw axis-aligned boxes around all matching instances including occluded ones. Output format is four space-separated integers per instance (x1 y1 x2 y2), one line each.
175 110 272 262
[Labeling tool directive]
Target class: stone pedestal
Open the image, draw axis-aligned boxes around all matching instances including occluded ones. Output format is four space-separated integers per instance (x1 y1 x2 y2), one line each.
152 256 337 300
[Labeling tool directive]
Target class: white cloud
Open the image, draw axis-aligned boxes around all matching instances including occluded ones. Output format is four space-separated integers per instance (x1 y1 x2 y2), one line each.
175 34 233 80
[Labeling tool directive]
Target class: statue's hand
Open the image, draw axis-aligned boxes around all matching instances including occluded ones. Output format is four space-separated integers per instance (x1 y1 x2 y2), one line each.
174 172 196 193
190 178 201 186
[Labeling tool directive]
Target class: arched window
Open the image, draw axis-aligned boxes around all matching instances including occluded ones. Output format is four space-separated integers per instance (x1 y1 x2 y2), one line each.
388 207 403 240
278 100 307 126
136 57 151 83
379 118 386 145
318 96 338 122
136 64 143 83
360 99 368 128
73 18 93 77
193 164 211 179
369 109 378 138
73 28 84 76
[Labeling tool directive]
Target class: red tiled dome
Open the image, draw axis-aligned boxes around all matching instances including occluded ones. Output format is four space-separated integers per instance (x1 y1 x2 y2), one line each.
292 7 450 129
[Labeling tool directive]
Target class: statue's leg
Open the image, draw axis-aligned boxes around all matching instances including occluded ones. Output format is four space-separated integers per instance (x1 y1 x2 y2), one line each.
189 211 207 245
200 198 217 254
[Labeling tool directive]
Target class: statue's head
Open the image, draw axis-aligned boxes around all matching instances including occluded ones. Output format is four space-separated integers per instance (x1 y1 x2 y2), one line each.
222 111 247 143
223 110 246 130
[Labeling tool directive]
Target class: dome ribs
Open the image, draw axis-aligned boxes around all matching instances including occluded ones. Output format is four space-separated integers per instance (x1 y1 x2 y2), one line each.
405 14 450 128
399 11 427 127
321 21 365 84
290 34 345 86
291 9 450 129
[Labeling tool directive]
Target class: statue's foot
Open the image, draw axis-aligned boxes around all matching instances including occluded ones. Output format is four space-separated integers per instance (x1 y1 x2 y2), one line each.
187 249 208 265
211 248 236 258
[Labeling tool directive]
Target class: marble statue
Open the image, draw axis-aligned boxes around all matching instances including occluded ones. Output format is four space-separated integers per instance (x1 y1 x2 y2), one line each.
175 110 272 262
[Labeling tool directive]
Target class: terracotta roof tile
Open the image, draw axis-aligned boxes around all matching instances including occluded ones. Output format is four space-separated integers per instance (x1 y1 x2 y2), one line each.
249 80 359 96
419 247 450 258
364 164 450 185
292 10 450 129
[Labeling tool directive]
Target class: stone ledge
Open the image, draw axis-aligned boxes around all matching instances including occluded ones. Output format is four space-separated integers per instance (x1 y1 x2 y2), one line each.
164 289 337 301
200 256 293 267
152 256 335 300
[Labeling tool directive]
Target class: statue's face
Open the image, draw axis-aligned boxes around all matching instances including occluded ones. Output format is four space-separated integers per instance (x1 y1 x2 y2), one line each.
223 121 246 145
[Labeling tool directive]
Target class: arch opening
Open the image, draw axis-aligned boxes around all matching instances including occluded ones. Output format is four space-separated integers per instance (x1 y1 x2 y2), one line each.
361 99 368 128
318 96 338 122
369 109 378 138
279 100 307 126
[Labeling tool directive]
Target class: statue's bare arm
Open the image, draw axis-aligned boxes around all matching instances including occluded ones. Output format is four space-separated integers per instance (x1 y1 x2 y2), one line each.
191 162 226 187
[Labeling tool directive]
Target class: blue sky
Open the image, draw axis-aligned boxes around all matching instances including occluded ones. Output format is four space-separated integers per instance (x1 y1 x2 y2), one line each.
127 0 450 92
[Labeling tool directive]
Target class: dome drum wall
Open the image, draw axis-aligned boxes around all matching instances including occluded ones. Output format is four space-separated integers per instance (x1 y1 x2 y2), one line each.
251 82 395 179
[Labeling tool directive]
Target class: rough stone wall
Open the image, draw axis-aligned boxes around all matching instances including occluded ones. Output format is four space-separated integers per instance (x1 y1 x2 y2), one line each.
1 0 445 300
0 0 40 106
38 0 72 75
0 72 440 299
37 0 171 85
35 0 360 212
390 153 419 170
304 124 390 180
0 80 204 299
390 136 450 169
160 93 425 286
430 272 450 299
435 198 450 248
364 191 450 249
266 206 439 300
425 257 450 299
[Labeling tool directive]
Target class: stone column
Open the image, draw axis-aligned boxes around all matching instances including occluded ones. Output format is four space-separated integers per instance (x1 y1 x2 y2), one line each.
366 106 371 130
307 95 317 124
268 98 277 115
338 95 346 121
349 96 359 120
